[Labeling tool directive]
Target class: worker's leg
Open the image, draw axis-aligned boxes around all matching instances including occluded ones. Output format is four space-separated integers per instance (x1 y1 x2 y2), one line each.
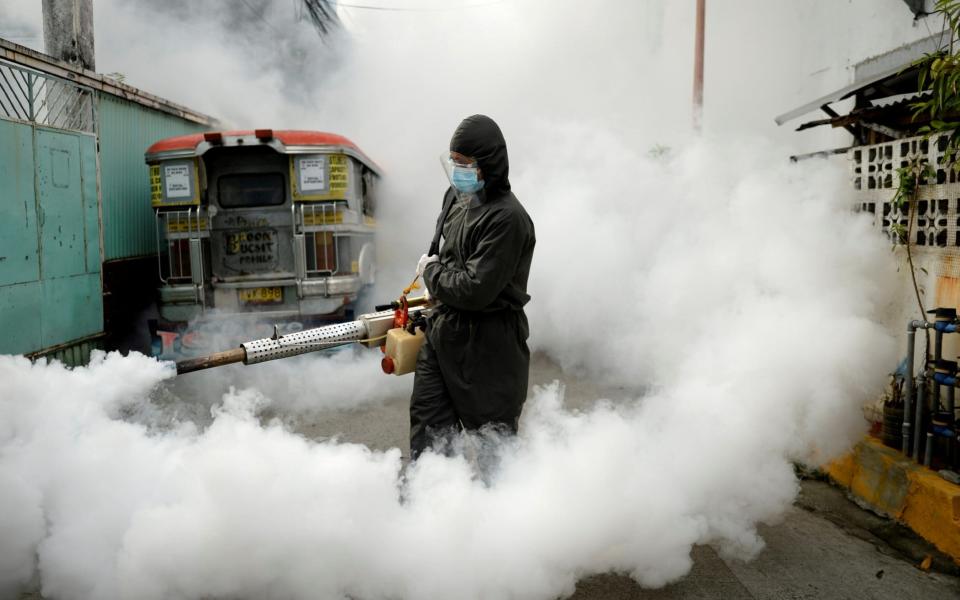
409 335 460 460
447 311 530 435
450 316 528 481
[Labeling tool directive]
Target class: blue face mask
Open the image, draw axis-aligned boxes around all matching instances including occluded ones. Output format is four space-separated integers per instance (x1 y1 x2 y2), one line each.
451 165 485 193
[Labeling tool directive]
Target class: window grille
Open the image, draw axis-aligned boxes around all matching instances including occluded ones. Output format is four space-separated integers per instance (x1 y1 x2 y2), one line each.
852 134 960 251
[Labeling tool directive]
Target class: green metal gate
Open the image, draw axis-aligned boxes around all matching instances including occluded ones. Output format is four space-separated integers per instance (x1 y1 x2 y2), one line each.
0 117 103 359
0 52 103 362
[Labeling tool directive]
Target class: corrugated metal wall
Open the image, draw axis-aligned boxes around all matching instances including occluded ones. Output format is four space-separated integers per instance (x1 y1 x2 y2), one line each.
98 93 207 261
30 337 103 367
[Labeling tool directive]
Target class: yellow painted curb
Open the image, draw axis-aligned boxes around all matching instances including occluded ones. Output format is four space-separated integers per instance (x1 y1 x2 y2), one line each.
903 469 960 561
824 437 960 564
825 451 855 488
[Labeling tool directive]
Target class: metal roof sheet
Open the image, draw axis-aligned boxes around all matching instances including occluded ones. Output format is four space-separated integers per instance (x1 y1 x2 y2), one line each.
774 62 910 126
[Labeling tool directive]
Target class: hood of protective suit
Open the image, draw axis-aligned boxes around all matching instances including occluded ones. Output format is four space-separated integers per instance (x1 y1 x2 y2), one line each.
449 114 511 195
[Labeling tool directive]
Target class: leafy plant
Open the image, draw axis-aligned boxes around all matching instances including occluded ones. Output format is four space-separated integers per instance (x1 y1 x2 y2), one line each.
893 158 935 317
913 1 960 163
889 1 960 321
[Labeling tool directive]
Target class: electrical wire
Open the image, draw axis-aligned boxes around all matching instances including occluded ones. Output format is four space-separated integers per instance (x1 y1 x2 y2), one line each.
241 0 340 40
324 0 505 12
919 9 950 52
238 0 286 36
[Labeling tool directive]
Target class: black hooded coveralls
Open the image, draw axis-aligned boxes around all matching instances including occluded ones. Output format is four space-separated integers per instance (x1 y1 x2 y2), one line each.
410 115 536 459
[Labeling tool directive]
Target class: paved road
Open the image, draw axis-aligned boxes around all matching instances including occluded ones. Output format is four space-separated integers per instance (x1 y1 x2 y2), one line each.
568 480 959 599
292 353 960 600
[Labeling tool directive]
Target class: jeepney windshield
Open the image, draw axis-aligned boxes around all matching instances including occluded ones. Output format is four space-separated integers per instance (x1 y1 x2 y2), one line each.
218 173 285 208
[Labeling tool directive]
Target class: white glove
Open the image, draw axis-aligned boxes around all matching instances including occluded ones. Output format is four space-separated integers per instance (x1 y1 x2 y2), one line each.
416 254 439 277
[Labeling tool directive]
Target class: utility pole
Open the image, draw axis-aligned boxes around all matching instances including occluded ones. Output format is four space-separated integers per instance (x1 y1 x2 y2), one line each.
42 0 95 71
693 0 705 132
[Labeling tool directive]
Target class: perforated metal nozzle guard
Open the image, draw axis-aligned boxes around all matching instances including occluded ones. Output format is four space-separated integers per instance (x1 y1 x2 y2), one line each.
242 320 367 364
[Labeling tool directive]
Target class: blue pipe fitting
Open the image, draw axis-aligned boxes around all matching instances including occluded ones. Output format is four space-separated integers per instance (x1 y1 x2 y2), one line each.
933 372 958 386
934 321 959 333
932 424 954 438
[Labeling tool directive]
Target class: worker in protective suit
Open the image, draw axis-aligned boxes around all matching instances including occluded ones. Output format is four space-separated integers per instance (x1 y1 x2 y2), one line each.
410 114 536 459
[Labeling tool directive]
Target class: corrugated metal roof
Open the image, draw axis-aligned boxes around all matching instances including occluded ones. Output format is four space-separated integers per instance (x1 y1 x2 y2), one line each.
854 33 942 83
0 37 216 126
775 62 910 126
795 93 927 132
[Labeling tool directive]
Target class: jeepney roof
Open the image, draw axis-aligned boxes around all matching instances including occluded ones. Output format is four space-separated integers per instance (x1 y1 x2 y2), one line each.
145 130 380 174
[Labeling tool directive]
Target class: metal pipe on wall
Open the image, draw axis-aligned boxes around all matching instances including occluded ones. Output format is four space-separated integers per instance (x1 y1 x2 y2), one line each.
905 313 960 465
693 0 705 131
904 322 921 455
948 386 956 431
915 371 928 461
934 326 943 419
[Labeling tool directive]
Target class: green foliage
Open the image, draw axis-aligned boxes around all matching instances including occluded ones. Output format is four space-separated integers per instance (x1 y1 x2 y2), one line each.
893 159 934 210
647 144 671 160
913 1 960 163
891 222 908 245
895 0 960 248
893 154 930 317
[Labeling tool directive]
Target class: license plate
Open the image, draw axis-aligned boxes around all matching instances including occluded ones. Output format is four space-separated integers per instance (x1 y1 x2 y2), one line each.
239 287 282 304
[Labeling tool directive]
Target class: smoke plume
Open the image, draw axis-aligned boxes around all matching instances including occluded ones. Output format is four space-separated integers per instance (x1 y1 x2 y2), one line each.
0 0 923 598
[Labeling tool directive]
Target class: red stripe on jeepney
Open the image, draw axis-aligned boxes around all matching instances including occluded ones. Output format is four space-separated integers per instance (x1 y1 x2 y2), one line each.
146 130 365 157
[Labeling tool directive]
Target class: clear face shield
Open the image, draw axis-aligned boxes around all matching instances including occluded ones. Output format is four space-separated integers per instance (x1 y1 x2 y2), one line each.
440 152 484 196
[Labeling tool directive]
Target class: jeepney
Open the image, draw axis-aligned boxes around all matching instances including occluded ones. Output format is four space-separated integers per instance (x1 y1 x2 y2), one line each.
145 129 379 359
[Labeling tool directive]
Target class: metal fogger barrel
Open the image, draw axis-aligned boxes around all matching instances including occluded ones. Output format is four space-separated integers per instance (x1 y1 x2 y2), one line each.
174 304 427 375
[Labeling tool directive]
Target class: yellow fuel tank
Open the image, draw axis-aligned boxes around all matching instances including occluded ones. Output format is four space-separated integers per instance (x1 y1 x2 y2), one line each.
381 327 425 375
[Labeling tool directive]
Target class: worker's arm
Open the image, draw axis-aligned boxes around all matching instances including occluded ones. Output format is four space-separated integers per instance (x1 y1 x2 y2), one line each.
422 212 526 311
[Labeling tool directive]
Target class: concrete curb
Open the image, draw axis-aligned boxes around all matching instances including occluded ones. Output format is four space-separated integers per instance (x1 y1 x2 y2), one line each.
824 437 960 564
